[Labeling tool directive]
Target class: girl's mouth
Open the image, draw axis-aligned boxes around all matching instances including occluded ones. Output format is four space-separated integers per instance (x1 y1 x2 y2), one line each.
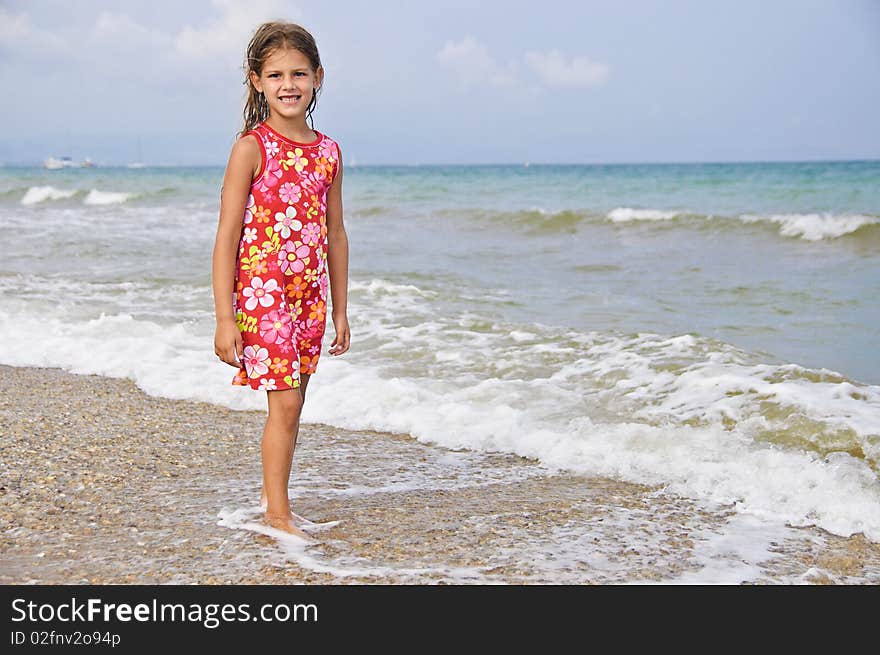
279 95 301 104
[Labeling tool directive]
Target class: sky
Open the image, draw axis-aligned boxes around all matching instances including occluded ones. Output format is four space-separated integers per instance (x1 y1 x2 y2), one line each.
1 0 878 166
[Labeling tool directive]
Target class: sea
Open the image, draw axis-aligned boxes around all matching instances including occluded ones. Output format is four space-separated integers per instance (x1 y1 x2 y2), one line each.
1 159 879 581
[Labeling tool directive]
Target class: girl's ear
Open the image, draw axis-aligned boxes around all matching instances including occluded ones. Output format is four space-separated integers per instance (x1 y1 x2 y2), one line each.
315 65 324 90
249 70 262 93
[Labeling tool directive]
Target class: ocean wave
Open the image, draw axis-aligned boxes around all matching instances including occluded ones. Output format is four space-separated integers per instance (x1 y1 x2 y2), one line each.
10 185 145 206
607 207 684 222
20 185 79 205
738 212 879 241
83 189 141 205
430 205 880 242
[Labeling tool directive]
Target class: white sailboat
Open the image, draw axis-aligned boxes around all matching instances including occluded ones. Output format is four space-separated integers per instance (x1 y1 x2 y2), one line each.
127 136 145 168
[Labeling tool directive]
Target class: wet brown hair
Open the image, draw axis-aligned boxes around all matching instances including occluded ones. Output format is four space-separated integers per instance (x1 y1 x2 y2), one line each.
240 21 323 136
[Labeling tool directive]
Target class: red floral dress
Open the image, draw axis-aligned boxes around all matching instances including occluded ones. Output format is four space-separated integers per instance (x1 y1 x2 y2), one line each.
232 122 340 391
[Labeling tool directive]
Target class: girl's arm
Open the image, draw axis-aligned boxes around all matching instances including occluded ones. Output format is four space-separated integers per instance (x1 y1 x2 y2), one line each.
326 144 350 356
212 135 260 367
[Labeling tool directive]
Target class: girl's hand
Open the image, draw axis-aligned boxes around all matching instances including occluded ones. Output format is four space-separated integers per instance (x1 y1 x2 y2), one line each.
329 313 350 356
214 318 244 368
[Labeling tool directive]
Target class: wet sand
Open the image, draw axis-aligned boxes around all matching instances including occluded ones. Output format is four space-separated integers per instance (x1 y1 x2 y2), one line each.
1 364 878 584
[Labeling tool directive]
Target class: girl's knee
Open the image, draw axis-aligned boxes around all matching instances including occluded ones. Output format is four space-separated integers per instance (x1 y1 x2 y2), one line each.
267 389 303 424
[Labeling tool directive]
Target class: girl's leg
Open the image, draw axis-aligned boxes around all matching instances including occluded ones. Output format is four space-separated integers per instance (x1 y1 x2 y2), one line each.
262 386 310 538
260 373 311 519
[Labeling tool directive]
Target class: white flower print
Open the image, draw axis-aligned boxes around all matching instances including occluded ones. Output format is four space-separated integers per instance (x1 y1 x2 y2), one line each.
242 276 278 311
243 227 258 243
264 138 279 158
274 206 303 239
243 194 256 225
258 377 277 390
243 345 270 379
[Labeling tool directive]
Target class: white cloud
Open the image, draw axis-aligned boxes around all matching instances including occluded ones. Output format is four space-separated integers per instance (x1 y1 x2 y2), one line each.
175 0 294 64
437 36 609 91
524 49 609 88
436 35 517 87
0 7 69 55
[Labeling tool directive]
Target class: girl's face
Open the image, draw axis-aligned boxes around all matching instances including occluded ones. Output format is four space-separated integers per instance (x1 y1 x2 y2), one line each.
251 47 323 123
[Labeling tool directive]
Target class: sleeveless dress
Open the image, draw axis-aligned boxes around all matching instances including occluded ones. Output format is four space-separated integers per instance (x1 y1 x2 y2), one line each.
231 122 341 391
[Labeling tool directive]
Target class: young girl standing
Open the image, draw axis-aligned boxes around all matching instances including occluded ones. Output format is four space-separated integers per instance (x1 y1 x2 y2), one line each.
212 21 350 540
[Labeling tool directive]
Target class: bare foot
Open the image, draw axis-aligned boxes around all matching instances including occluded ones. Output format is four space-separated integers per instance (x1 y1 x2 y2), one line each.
264 513 315 542
260 494 312 526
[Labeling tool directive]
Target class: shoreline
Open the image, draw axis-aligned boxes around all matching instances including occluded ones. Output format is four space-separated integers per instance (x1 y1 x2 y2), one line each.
1 364 878 584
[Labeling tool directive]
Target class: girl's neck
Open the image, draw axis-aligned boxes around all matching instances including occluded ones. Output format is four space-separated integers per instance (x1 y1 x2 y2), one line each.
264 116 317 144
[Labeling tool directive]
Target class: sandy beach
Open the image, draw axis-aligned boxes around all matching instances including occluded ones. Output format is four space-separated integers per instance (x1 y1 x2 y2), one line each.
1 364 878 584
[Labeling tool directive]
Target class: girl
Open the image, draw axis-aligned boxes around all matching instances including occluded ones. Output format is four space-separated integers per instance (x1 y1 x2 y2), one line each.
212 21 350 541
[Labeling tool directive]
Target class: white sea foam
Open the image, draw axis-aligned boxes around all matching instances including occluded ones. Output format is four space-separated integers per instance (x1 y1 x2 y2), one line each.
20 186 78 205
216 505 489 582
83 189 140 205
607 207 682 222
4 275 880 543
739 212 877 240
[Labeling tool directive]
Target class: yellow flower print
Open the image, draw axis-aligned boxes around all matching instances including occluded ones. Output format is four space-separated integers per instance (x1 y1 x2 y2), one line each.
302 266 318 284
289 298 303 319
281 148 309 172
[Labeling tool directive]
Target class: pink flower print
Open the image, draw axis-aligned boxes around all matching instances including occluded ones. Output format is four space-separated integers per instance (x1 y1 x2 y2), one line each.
318 274 328 299
258 377 277 390
279 182 302 205
279 341 292 354
259 309 293 344
264 138 279 158
309 344 320 355
243 227 258 243
278 241 310 274
301 222 321 245
274 206 302 239
242 276 278 311
299 174 318 193
318 141 336 161
306 169 325 187
261 157 282 189
244 194 256 224
243 345 270 379
302 317 323 337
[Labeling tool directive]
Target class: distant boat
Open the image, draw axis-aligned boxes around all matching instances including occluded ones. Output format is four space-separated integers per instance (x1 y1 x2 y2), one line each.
127 136 145 168
524 161 530 168
43 156 76 170
43 156 97 169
